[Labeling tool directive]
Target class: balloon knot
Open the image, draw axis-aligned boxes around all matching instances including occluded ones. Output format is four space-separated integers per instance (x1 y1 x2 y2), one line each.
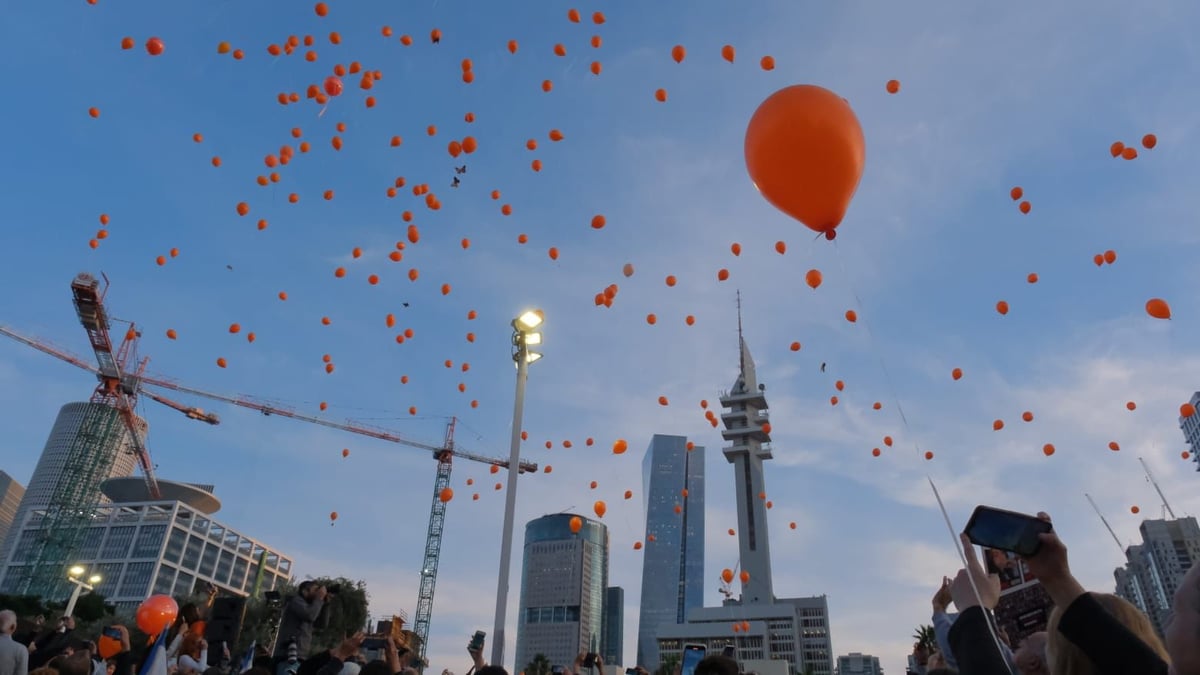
824 229 837 241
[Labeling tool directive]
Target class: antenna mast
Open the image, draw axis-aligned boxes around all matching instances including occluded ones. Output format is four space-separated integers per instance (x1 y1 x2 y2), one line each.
736 289 745 376
1138 456 1177 519
1086 493 1127 556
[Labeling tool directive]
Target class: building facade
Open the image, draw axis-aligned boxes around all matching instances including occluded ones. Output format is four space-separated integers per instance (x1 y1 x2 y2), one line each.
0 402 142 565
657 333 833 675
836 653 881 675
603 587 624 667
0 497 292 612
636 435 705 669
1114 516 1200 636
0 472 25 548
1180 392 1200 473
516 514 610 672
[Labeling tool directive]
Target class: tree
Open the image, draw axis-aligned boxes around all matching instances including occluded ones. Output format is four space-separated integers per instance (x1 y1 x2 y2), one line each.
71 592 116 623
654 654 679 675
525 654 551 675
912 624 937 653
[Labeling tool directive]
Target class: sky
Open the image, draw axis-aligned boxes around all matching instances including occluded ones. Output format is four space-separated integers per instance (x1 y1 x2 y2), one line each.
1 1 1200 673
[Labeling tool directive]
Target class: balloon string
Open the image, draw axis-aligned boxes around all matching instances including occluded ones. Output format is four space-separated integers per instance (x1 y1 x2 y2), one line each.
831 239 1013 671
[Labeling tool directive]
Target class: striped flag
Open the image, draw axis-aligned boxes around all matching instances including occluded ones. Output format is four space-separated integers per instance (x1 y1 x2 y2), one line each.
138 627 169 675
239 641 257 674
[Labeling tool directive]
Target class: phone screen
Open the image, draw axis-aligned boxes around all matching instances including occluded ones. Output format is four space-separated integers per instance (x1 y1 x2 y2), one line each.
102 627 123 640
681 645 706 675
965 506 1051 557
362 638 387 651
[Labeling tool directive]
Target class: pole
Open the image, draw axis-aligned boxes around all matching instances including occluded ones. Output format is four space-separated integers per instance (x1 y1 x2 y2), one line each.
1138 457 1177 519
64 579 87 617
491 341 529 669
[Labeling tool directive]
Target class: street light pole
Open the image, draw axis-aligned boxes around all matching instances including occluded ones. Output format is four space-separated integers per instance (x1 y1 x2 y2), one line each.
491 311 543 670
64 567 101 617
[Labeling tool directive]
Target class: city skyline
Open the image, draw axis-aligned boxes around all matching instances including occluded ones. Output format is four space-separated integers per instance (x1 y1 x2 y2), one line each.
2 1 1200 673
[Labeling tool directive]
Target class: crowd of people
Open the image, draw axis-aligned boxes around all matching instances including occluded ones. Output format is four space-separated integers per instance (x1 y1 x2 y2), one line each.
2 509 1198 675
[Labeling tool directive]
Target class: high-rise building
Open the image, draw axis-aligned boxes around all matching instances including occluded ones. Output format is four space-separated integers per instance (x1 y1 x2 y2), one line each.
657 325 834 675
0 477 291 611
636 435 705 668
0 472 25 547
603 587 624 666
1114 516 1200 637
516 514 610 672
0 402 143 592
836 653 882 675
1178 392 1200 472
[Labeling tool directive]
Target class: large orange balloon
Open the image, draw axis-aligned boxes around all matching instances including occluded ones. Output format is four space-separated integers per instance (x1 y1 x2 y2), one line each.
1146 298 1171 320
136 595 179 636
569 516 583 533
745 85 865 238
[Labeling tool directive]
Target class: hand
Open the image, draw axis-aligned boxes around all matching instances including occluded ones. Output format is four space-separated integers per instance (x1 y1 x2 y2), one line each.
1020 512 1086 607
467 642 486 670
931 576 952 613
573 654 586 670
385 638 402 673
316 586 330 601
199 639 209 651
333 633 366 661
950 533 1001 611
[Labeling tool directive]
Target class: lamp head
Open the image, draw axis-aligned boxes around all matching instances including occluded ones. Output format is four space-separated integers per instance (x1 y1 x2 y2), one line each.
88 575 102 585
523 332 542 346
68 566 85 578
516 310 543 330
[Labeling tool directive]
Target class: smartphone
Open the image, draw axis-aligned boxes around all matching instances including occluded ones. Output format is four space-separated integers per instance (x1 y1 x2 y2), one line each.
362 638 387 651
582 653 599 669
625 669 638 675
102 627 122 641
964 505 1053 557
721 645 736 659
468 631 486 652
552 668 565 675
681 644 706 675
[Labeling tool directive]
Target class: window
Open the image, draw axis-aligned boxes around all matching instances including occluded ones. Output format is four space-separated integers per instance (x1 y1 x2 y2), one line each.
209 524 225 543
192 517 210 535
199 544 218 577
230 557 248 590
153 565 176 595
133 525 167 558
216 550 234 584
163 528 187 564
174 571 195 596
101 527 137 559
183 536 204 570
120 562 155 597
77 528 106 560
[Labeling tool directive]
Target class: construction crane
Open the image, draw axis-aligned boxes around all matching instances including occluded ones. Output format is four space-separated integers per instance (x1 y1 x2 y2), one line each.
0 273 219 597
1 271 537 664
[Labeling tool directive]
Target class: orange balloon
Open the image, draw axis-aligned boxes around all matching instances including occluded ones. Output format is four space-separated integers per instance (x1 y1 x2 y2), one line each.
136 595 179 636
740 570 750 583
1042 444 1055 457
886 79 900 94
993 419 1004 431
951 367 963 380
671 45 686 63
1110 141 1125 157
745 85 864 237
593 501 607 518
1145 298 1171 320
569 516 582 533
1181 403 1196 418
721 45 735 63
1142 134 1157 149
996 300 1010 315
845 310 857 323
805 269 822 289
613 439 628 454
722 568 734 583
439 487 454 502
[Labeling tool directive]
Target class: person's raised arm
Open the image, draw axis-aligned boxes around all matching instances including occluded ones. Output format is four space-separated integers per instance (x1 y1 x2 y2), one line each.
945 534 1008 675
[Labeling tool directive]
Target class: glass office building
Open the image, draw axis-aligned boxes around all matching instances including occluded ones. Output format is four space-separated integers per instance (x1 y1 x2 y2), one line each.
0 495 292 612
602 586 623 666
636 435 704 669
516 514 609 671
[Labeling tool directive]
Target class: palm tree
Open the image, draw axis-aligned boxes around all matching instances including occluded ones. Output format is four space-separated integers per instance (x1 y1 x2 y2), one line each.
525 654 552 675
912 623 937 654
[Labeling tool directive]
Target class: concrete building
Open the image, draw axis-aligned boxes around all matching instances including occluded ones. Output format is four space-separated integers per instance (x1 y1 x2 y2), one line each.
0 472 25 547
836 653 882 675
1179 392 1200 473
0 476 291 612
516 514 610 671
636 435 705 668
657 330 834 675
1114 516 1200 637
0 402 143 567
603 587 624 667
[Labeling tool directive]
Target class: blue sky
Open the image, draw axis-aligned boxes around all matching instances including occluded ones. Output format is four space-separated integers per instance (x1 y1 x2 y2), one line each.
2 1 1200 672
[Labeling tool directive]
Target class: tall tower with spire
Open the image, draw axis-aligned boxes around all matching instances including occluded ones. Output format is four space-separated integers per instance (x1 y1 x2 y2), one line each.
719 293 775 605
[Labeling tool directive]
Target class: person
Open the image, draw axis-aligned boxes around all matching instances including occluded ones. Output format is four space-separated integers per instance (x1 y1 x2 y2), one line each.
14 618 43 648
167 605 204 660
102 627 134 675
694 655 737 675
275 583 328 663
0 610 29 675
1013 632 1048 675
29 617 75 669
1166 559 1199 675
949 512 1171 675
1046 593 1168 673
931 574 1014 672
178 635 208 675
